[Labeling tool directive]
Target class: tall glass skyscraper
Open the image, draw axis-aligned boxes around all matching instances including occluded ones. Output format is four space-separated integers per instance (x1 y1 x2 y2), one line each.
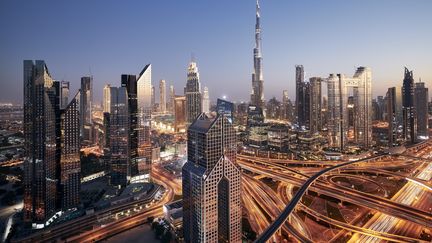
109 87 130 186
159 79 166 113
121 74 139 177
59 91 81 209
402 67 417 143
23 60 58 224
202 86 210 114
80 76 93 143
137 64 152 146
327 67 372 150
185 61 202 124
182 113 241 243
414 81 428 139
250 0 264 109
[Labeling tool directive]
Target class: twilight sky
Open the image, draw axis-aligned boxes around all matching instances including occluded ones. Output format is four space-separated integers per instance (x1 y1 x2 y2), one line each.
1 0 431 104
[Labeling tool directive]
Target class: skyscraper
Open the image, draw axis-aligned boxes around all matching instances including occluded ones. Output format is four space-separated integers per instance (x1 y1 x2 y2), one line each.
185 61 202 124
182 113 241 243
202 86 210 114
59 92 81 209
121 74 139 177
23 60 58 224
151 85 155 110
80 76 93 143
295 65 307 127
250 0 264 109
103 84 111 113
415 81 428 139
109 87 130 186
174 96 186 133
159 79 166 113
386 87 403 146
327 67 372 150
60 81 69 109
402 67 417 143
217 98 235 124
137 65 152 149
309 77 322 134
169 84 175 114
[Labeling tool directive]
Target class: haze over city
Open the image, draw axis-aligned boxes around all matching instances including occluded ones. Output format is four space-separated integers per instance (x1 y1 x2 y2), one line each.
1 0 431 104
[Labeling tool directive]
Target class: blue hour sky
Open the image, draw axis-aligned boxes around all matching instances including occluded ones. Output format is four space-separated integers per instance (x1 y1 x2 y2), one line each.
1 0 431 104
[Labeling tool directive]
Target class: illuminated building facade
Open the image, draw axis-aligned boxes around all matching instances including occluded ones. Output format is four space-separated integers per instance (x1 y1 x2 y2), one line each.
174 96 186 133
80 76 93 143
414 81 428 139
327 67 372 150
23 60 58 224
182 113 241 243
109 87 130 186
159 79 166 113
250 0 264 109
202 86 210 114
185 61 202 124
309 77 322 134
402 67 416 143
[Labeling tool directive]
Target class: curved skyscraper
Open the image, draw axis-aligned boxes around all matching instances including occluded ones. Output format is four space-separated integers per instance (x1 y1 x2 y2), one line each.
250 0 264 108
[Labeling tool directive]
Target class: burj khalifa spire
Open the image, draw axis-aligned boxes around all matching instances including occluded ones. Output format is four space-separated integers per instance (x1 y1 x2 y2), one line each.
251 0 264 108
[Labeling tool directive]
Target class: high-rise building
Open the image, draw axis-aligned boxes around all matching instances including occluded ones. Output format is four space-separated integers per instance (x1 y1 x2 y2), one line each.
402 67 417 143
202 86 210 114
295 65 305 126
327 67 372 150
59 92 81 209
174 96 186 133
217 98 235 124
185 61 202 124
23 60 58 224
60 81 69 109
250 0 264 109
415 81 428 139
169 84 175 114
109 87 130 186
159 79 166 113
103 84 111 113
151 85 155 110
309 77 322 134
387 87 403 146
137 64 152 147
182 113 241 243
121 74 139 177
80 76 93 143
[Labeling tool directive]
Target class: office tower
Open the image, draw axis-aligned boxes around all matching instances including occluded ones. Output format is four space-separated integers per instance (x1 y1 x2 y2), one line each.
159 79 166 113
377 95 385 120
185 61 202 124
217 98 235 124
103 112 111 171
282 90 289 104
309 77 322 134
103 84 111 113
182 113 241 243
23 60 58 223
247 105 267 148
60 81 70 109
109 87 130 186
402 67 417 143
250 0 264 109
121 74 139 177
169 84 175 114
137 64 152 146
202 86 210 114
372 99 380 121
151 85 155 109
415 81 428 138
174 96 186 133
327 67 372 150
387 87 404 146
295 65 305 125
59 92 81 209
80 76 93 143
303 82 311 129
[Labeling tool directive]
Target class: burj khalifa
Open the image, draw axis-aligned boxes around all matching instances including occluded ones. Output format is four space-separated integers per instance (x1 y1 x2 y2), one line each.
250 0 264 108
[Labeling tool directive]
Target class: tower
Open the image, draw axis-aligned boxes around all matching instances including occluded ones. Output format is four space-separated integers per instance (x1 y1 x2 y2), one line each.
159 79 166 113
185 60 202 124
109 87 130 186
202 86 210 114
23 60 58 223
250 0 264 109
182 113 241 243
415 81 428 139
80 76 93 144
402 67 417 143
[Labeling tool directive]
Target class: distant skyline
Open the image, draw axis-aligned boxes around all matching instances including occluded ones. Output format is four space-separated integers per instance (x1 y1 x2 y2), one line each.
1 0 431 104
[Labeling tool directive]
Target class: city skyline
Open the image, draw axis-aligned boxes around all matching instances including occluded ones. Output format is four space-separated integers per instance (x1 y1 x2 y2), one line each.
1 0 432 104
